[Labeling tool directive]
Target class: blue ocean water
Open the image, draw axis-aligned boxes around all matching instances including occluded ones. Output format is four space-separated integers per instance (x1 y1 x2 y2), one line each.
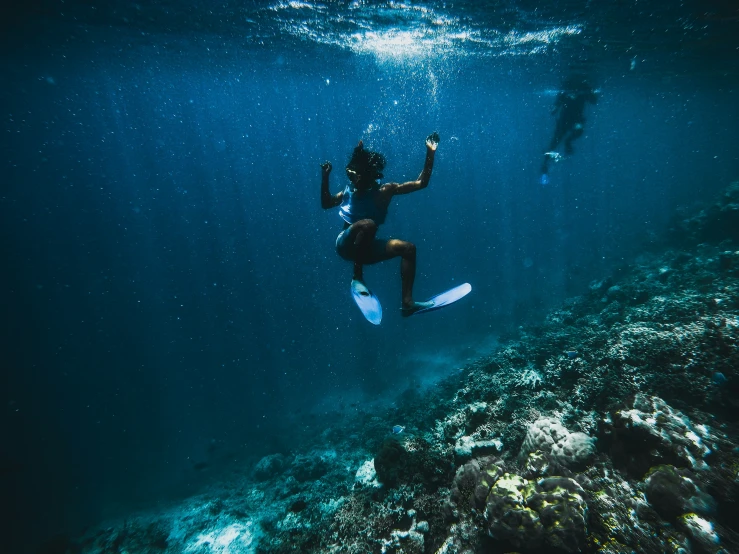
1 1 738 551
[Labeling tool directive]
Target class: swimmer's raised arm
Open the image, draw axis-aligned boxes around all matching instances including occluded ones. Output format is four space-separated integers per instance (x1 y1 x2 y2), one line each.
320 161 343 209
381 132 439 197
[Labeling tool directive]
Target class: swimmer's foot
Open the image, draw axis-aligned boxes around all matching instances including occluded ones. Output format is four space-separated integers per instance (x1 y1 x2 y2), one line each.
351 279 371 297
401 300 434 317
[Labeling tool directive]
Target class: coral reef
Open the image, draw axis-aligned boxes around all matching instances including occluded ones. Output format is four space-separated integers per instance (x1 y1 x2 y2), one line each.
68 183 739 554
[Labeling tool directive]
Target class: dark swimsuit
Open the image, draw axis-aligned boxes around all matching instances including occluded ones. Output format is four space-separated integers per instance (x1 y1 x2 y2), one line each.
335 184 391 263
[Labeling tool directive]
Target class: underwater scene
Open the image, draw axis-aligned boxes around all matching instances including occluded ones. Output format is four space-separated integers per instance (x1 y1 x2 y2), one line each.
2 1 739 553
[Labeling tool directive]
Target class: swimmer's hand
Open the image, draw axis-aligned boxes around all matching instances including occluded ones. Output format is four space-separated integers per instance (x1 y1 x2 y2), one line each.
320 161 332 176
426 132 440 150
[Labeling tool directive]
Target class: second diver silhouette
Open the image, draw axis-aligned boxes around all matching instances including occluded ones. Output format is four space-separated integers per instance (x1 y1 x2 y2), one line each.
540 74 598 185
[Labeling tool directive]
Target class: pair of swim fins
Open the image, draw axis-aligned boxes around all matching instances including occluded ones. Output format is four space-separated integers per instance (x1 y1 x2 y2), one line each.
350 279 472 325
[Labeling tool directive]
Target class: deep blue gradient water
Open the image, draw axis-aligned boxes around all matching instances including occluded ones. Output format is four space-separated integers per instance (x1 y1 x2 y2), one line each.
2 1 738 550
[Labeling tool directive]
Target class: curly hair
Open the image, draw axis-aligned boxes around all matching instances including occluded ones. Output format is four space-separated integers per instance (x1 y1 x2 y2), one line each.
346 141 386 180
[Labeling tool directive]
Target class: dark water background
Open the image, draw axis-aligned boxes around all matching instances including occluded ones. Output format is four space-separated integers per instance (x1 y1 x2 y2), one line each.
2 0 738 550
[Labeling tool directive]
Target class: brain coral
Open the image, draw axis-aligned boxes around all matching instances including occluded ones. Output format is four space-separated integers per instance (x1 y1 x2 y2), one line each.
485 473 588 553
521 417 596 468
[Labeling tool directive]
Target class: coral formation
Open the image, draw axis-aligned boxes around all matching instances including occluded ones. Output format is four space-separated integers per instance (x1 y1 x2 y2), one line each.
374 436 453 488
484 472 545 549
520 416 596 469
446 456 503 518
644 464 716 520
527 477 589 552
252 454 286 482
599 393 722 477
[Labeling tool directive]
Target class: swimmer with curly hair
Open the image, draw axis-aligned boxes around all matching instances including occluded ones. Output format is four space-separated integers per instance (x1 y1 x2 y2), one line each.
321 133 439 317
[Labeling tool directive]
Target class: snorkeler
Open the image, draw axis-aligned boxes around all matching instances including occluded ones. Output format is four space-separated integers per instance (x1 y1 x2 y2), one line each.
540 74 598 185
322 132 471 322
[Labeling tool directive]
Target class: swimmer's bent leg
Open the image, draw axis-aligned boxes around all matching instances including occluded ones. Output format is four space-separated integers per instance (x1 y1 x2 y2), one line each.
385 239 425 309
337 219 388 281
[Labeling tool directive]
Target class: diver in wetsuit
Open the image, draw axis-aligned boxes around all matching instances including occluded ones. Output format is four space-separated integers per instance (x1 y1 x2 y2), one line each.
321 133 439 316
540 75 598 184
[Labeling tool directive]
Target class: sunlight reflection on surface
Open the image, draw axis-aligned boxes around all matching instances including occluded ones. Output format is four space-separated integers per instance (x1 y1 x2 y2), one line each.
269 1 583 61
